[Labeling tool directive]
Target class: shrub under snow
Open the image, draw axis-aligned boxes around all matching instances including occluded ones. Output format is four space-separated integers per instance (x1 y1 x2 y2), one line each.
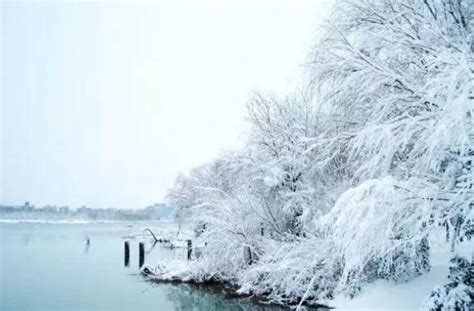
423 256 474 310
322 177 433 295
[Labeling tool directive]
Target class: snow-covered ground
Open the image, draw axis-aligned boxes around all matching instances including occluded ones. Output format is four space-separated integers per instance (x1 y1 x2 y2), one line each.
334 240 473 310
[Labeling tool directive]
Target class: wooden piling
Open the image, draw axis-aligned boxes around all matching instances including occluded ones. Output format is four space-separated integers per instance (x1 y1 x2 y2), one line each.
124 241 130 267
139 242 145 268
187 239 192 260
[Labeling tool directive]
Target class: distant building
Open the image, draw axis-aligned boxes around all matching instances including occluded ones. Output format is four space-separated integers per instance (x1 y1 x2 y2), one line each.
0 205 16 213
0 202 168 221
42 205 58 213
21 201 34 212
76 206 91 213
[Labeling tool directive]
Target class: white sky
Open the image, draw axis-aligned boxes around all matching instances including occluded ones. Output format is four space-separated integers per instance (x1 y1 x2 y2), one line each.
1 0 331 209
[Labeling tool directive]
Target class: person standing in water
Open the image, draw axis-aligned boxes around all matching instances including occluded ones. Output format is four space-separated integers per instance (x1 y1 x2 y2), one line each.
85 235 91 253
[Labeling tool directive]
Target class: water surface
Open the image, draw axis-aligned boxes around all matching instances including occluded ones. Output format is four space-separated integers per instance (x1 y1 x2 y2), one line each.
0 222 283 310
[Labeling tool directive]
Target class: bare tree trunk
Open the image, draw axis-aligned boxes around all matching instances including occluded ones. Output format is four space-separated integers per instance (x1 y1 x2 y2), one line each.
445 221 450 242
450 216 462 252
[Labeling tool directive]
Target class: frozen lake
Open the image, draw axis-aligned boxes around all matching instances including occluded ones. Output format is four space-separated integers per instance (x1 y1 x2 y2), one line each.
0 222 282 310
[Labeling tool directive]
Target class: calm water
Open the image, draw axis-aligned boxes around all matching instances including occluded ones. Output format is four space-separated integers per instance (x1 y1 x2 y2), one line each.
0 222 283 311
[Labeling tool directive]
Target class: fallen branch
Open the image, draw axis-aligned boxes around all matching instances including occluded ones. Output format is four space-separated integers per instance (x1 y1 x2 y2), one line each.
143 228 158 242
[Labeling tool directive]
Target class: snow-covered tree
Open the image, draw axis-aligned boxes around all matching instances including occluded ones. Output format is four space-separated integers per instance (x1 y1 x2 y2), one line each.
165 0 474 306
311 0 473 258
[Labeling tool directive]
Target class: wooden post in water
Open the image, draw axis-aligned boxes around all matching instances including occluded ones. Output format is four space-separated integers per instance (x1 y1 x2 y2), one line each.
139 242 145 268
187 239 192 260
124 241 130 267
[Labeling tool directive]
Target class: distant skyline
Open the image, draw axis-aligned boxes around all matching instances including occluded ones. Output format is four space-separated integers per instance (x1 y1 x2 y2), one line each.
1 0 331 209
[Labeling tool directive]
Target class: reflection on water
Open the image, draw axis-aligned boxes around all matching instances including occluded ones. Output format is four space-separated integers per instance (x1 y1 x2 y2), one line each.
0 222 287 311
145 241 157 254
164 284 287 311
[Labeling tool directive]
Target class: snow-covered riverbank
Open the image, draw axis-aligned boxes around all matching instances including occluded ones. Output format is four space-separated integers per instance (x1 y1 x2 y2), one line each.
143 227 473 309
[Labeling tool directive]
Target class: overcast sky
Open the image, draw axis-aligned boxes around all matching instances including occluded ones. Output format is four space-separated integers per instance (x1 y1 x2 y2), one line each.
1 0 331 209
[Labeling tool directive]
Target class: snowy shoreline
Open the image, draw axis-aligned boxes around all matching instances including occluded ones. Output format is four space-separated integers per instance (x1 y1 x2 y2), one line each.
141 237 473 310
143 262 332 310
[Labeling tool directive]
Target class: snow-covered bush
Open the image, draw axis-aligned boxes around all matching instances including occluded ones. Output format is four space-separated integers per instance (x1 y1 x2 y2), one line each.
423 256 474 310
322 177 433 295
238 238 340 306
